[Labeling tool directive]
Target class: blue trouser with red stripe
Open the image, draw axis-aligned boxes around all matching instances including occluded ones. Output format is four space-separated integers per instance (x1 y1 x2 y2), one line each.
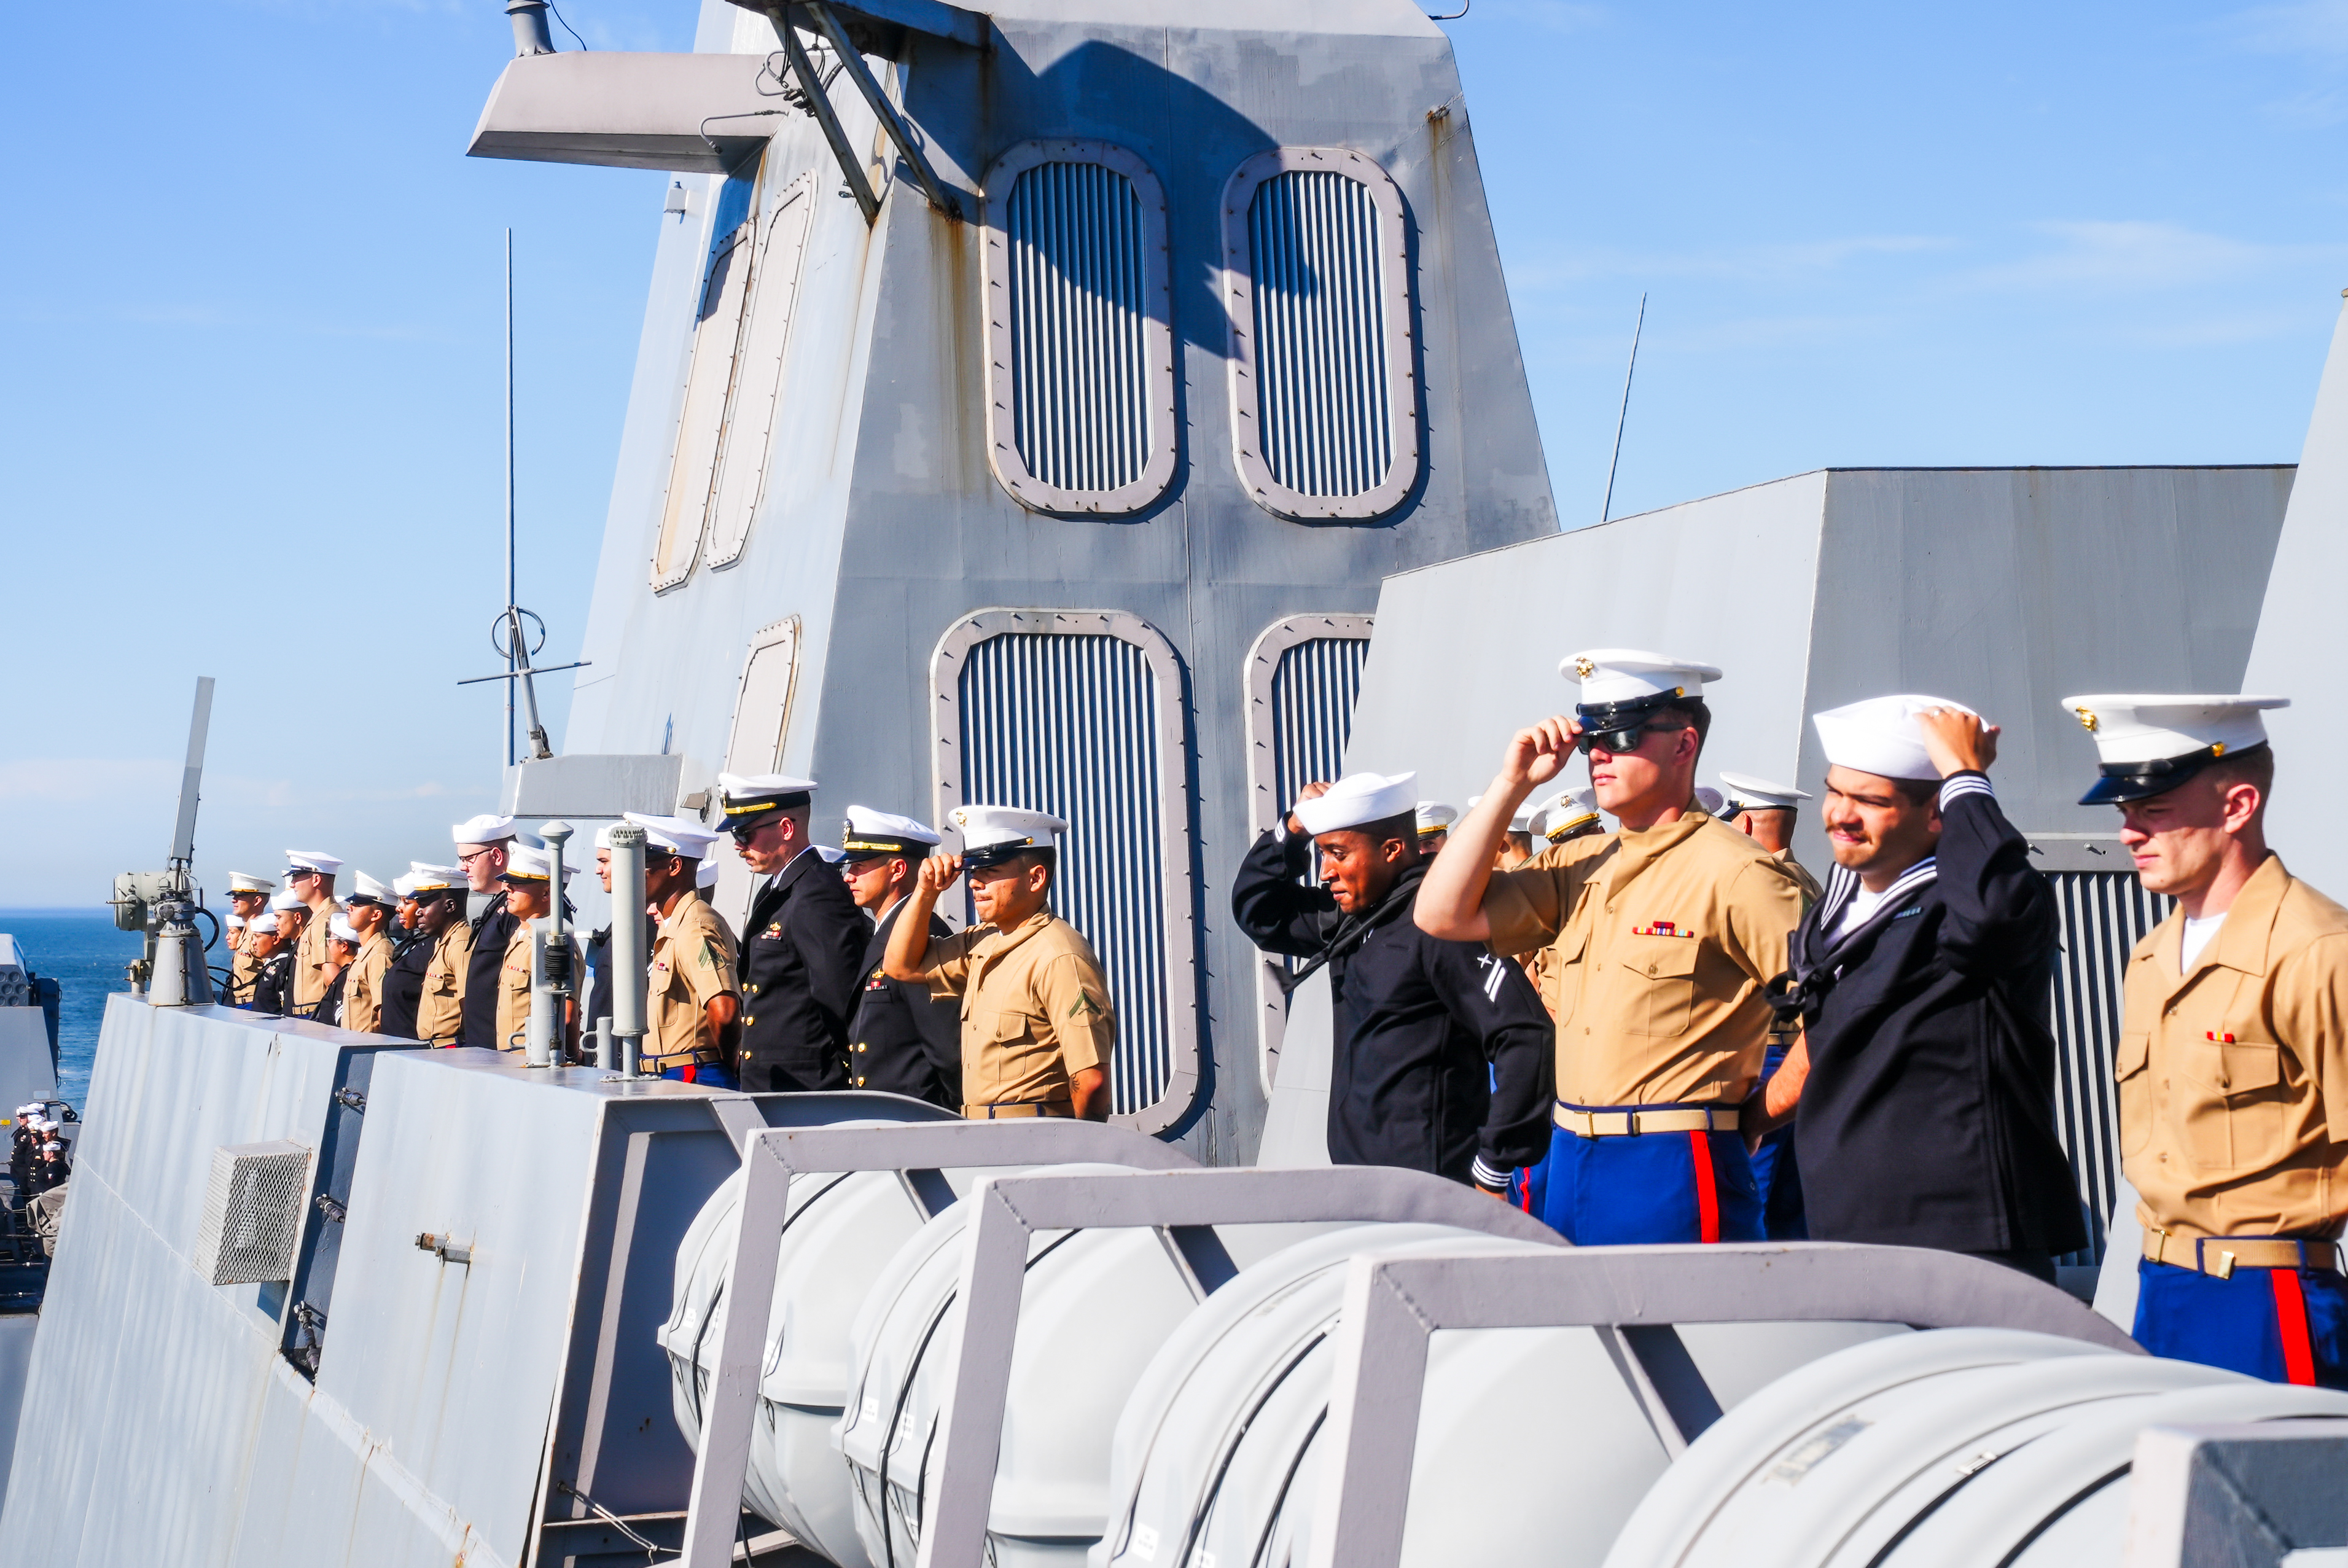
1530 1109 1765 1246
2135 1255 2348 1388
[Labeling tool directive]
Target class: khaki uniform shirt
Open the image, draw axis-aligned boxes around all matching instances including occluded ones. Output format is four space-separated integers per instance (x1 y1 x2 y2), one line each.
294 901 334 1012
1776 849 1825 906
495 921 582 1053
649 892 739 1069
919 911 1115 1111
1483 811 1805 1107
417 922 475 1045
229 944 260 1005
343 931 394 1036
2120 853 2348 1243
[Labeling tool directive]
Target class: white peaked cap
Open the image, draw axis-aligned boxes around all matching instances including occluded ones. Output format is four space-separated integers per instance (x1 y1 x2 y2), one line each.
697 858 722 888
284 850 343 875
951 805 1067 853
248 913 283 936
1535 786 1602 840
225 914 248 930
1414 801 1459 836
2061 694 2288 765
346 870 394 905
329 914 361 943
1467 794 1536 835
228 872 275 894
622 812 720 858
268 890 306 913
816 844 847 865
405 862 466 892
451 814 517 846
1561 649 1723 708
1813 695 1977 782
1717 771 1811 811
1295 773 1418 837
717 771 818 798
1693 786 1727 817
390 872 420 899
501 843 575 881
842 805 943 850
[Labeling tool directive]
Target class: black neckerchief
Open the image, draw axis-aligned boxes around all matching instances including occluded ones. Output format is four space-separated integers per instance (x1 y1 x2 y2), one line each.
1768 857 1938 1020
1273 864 1427 998
470 886 510 935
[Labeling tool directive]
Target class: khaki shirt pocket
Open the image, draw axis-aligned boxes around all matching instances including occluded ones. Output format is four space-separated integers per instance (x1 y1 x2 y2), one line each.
2177 1035 2288 1172
1627 937 1702 1039
2116 1032 2151 1156
1546 926 1590 1031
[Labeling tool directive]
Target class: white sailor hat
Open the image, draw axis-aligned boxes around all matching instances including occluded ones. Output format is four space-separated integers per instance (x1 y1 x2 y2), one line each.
268 889 306 913
1561 649 1723 728
228 873 275 895
344 870 396 908
1467 794 1536 835
1295 773 1418 837
328 914 361 943
1534 786 1602 842
247 912 283 937
225 913 247 931
1717 771 1811 812
1414 801 1459 839
405 862 466 894
499 843 575 883
841 806 942 859
1693 786 1728 818
451 814 517 847
951 805 1066 868
284 850 343 876
2061 693 2289 805
1813 694 1977 783
623 812 721 859
696 857 722 889
717 772 818 830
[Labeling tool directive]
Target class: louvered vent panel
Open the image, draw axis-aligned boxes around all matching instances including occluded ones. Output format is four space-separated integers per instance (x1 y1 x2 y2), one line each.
1270 637 1370 813
2045 870 2171 1265
958 634 1170 1114
1007 162 1153 494
1248 171 1394 499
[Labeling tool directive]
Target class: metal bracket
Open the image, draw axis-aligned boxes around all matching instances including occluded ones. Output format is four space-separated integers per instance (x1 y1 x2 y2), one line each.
1299 1242 2145 1568
803 0 961 219
675 1118 1198 1568
911 1165 1564 1568
768 3 880 224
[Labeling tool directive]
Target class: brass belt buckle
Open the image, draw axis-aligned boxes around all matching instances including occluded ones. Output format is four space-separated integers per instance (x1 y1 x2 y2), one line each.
2211 1249 2236 1280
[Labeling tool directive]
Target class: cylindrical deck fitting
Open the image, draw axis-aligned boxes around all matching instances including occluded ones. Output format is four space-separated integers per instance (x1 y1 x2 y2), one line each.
607 824 648 1075
506 0 556 58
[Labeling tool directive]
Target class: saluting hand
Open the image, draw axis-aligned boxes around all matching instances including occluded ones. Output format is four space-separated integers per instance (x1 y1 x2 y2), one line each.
1287 780 1333 838
1916 708 1999 778
916 854 965 897
1500 717 1580 790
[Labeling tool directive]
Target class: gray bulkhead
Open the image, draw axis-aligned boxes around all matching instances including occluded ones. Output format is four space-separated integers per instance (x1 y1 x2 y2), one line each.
537 0 1560 1157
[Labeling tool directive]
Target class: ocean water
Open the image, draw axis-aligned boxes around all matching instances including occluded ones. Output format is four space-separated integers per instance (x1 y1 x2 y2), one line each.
0 908 155 1112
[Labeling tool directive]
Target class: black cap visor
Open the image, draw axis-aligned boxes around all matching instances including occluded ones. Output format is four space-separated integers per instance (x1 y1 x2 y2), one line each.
962 839 1044 870
2076 743 2253 806
1575 693 1682 732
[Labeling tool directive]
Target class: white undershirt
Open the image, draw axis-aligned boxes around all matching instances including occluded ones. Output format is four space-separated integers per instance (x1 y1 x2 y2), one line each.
1831 884 1890 945
2181 912 2228 971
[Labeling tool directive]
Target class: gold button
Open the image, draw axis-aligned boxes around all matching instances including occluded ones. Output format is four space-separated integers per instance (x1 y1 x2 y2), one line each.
744 1016 755 1026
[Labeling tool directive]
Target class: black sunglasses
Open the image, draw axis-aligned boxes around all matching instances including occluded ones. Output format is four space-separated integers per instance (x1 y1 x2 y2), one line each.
1577 721 1687 756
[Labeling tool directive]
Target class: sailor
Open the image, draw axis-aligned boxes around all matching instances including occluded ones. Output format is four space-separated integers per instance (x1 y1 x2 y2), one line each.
628 813 740 1085
1717 769 1825 1239
453 814 520 1048
495 845 580 1055
838 806 960 1107
1234 773 1552 1189
720 773 865 1092
283 851 343 1018
1417 649 1806 1244
411 866 475 1047
1752 698 2083 1276
881 806 1116 1120
225 873 274 1000
1416 801 1459 857
378 868 440 1041
265 889 310 1012
340 873 398 1036
317 914 360 1028
2067 693 2348 1386
1718 772 1825 902
242 913 297 1016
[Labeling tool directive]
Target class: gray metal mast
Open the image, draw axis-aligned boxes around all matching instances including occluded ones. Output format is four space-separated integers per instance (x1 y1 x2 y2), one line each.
1600 291 1646 524
504 227 517 769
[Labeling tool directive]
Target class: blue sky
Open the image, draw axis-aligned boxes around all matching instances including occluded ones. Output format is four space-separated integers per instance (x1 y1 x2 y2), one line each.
3 0 2345 907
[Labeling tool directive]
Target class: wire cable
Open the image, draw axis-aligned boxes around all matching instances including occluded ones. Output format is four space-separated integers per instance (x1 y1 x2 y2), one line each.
544 1 588 49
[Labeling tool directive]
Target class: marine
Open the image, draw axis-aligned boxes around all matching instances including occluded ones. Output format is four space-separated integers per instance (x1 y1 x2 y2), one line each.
339 872 398 1036
720 773 865 1092
413 867 475 1047
494 844 580 1055
283 851 343 1019
2070 692 2348 1388
1418 649 1806 1244
882 806 1115 1120
631 814 741 1084
838 806 961 1109
224 873 274 1004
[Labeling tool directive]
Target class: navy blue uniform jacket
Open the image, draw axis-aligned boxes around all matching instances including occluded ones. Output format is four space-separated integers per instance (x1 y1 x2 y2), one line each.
738 849 866 1092
1232 828 1553 1187
849 902 962 1108
1776 778 2086 1255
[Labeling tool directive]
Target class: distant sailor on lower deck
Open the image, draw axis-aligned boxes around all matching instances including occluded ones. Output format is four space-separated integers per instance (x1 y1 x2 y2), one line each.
2069 692 2348 1388
883 806 1115 1121
1418 649 1806 1244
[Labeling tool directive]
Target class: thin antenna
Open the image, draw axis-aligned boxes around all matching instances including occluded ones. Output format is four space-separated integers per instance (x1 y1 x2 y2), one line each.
168 677 216 870
1599 291 1647 524
504 227 517 769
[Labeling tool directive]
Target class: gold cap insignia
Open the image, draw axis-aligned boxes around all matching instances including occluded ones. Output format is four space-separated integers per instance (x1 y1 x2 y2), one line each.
2073 707 2099 733
1573 657 1596 679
